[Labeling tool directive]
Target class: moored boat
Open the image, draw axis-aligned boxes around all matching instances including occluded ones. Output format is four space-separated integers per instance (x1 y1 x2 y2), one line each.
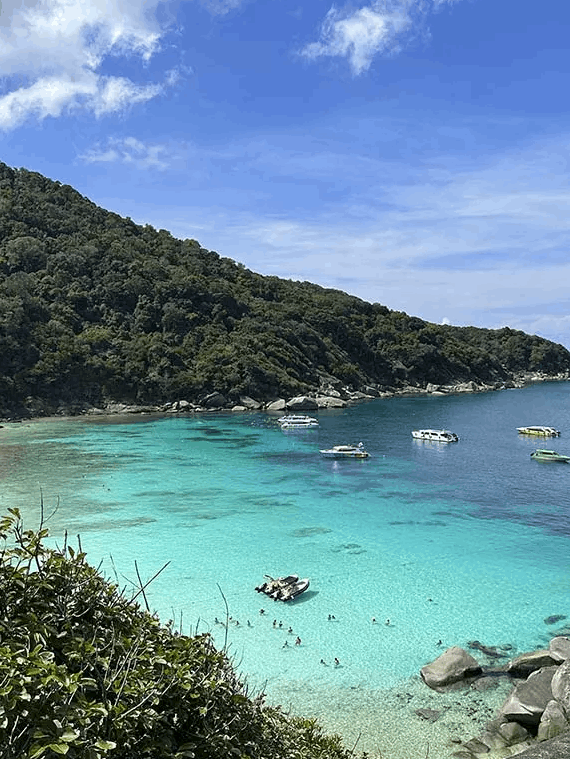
412 429 459 443
278 415 319 429
255 574 310 601
517 426 560 437
530 449 570 463
320 443 370 459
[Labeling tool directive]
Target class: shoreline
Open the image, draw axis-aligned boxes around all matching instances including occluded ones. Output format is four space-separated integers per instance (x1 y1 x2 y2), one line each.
2 372 568 426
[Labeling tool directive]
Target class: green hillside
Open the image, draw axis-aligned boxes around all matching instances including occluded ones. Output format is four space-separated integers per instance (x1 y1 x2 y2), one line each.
0 162 568 417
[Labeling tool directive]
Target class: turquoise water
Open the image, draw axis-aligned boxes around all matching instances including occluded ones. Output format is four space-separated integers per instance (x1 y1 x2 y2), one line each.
2 383 570 757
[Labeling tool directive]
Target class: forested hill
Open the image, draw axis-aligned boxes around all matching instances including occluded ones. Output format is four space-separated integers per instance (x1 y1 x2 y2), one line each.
0 161 569 417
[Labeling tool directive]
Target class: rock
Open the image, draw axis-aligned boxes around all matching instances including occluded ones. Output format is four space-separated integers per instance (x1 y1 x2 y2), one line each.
544 615 565 626
498 719 530 745
508 650 559 677
420 647 482 690
286 395 318 411
266 399 286 411
468 639 508 659
200 392 227 408
461 737 490 753
537 699 569 742
231 406 247 412
414 708 442 722
315 396 347 409
550 658 570 711
239 396 262 409
549 637 570 663
513 731 570 757
499 666 558 728
426 383 443 393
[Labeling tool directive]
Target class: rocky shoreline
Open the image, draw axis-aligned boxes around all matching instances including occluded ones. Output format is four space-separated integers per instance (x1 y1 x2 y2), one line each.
418 634 570 758
4 370 567 422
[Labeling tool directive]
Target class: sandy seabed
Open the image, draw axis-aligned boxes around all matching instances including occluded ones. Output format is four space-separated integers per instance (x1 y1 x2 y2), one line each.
267 674 515 759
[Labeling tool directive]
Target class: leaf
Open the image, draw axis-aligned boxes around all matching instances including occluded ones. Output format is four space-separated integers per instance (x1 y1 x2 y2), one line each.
48 744 70 755
94 740 117 750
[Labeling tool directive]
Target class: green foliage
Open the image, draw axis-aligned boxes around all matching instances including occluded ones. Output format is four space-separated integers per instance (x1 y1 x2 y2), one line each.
0 508 355 759
0 160 569 416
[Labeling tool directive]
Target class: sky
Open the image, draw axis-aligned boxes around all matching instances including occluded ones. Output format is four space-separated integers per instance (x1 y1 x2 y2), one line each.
1 0 570 347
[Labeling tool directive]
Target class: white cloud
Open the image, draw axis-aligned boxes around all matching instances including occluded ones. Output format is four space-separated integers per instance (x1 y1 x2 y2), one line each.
81 136 176 169
301 0 458 74
0 0 177 129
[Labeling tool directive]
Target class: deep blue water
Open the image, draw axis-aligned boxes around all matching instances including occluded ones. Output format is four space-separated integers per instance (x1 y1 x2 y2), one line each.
2 382 570 757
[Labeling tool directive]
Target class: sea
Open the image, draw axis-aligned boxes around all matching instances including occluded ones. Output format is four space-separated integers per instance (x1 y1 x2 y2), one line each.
2 382 570 758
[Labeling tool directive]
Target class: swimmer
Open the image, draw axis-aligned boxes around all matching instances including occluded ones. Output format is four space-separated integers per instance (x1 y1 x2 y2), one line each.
247 620 252 627
320 659 327 665
260 609 265 615
295 637 301 646
334 658 340 666
385 619 391 626
371 617 376 623
283 640 289 648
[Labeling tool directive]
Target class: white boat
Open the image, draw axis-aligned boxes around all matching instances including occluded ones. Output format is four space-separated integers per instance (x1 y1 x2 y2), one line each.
412 429 459 443
278 414 319 429
517 426 560 437
320 443 370 459
255 574 310 601
530 449 570 463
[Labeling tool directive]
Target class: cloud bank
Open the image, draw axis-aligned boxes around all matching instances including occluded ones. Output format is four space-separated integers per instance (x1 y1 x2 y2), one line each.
0 0 176 129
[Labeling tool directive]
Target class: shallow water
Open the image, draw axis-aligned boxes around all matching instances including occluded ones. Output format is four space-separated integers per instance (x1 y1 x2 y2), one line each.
2 383 570 757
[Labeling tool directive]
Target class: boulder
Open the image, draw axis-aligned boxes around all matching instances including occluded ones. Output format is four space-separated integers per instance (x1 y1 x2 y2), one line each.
315 396 347 409
498 719 531 745
551 658 570 712
239 396 262 409
420 647 482 690
514 731 570 757
266 399 286 411
537 699 569 742
201 392 227 408
549 636 570 663
499 666 558 727
286 396 318 411
508 650 559 677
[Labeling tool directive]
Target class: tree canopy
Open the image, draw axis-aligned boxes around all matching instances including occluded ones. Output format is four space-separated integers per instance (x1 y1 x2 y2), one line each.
0 161 568 416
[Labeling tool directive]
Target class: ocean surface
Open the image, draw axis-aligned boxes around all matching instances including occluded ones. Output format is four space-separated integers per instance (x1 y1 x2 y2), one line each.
2 382 570 758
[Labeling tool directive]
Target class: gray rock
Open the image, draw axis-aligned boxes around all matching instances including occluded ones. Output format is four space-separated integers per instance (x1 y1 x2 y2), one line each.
461 737 490 753
266 399 286 411
201 392 227 408
537 699 569 742
499 666 558 727
315 396 347 408
414 708 441 722
498 720 530 745
549 636 570 663
514 731 570 757
550 658 570 711
420 647 482 690
286 395 318 411
508 650 559 677
239 396 262 409
231 406 247 412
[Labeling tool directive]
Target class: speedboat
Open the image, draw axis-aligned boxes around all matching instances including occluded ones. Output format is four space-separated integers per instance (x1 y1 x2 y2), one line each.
278 415 319 429
517 426 560 437
255 574 310 601
530 449 570 463
320 443 370 459
412 429 459 443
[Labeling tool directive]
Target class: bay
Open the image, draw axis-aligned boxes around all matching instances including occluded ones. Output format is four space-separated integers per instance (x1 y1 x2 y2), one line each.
2 382 570 758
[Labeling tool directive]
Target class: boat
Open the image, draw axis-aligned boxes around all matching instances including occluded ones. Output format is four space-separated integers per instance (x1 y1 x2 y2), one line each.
255 574 310 601
320 443 370 459
517 426 560 437
530 449 570 463
277 414 319 429
412 429 459 443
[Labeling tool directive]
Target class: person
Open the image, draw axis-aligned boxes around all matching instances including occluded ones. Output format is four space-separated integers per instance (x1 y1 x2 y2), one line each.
295 636 301 646
283 640 289 648
334 657 340 666
260 609 265 615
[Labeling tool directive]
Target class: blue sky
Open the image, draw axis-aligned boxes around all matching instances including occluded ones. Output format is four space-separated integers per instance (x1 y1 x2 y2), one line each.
2 0 570 347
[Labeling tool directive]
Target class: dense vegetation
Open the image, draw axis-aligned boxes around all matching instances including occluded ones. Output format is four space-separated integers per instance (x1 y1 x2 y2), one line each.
0 161 569 417
0 508 355 759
